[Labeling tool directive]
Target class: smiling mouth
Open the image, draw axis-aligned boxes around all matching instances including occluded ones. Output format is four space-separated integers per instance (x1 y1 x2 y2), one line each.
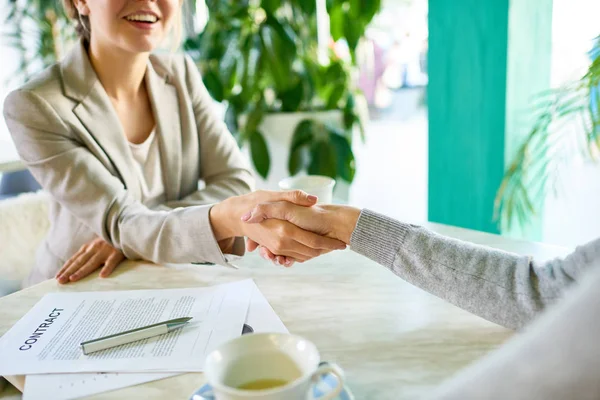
124 14 159 24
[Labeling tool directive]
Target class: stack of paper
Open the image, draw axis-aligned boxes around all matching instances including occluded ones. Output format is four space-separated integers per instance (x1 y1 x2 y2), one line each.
0 279 288 399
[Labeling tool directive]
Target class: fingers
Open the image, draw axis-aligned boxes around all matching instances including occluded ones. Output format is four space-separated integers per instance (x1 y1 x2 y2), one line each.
56 239 124 284
246 220 346 264
252 240 296 266
57 250 95 284
288 228 347 251
251 240 295 266
246 238 260 252
99 253 124 278
275 255 296 267
280 190 318 206
56 245 87 279
259 246 275 262
265 234 322 260
70 252 111 282
256 189 317 207
242 202 289 224
259 247 296 267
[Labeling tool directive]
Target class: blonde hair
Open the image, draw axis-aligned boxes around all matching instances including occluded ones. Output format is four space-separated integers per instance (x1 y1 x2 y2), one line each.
62 0 183 49
63 0 91 42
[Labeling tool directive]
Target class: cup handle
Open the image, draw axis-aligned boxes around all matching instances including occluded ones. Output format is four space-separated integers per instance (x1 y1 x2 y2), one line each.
310 363 345 400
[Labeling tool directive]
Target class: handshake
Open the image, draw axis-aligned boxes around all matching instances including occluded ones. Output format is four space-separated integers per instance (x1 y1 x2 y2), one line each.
209 190 362 267
56 190 361 284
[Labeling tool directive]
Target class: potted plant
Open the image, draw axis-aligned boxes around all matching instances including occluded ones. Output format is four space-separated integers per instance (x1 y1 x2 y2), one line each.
495 35 600 230
183 0 381 192
3 0 75 84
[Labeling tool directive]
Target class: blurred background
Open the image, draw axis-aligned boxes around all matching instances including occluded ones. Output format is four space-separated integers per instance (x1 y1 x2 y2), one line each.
0 0 598 247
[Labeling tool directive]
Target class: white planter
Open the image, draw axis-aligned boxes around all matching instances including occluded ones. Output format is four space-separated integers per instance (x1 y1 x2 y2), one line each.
239 95 369 203
243 110 344 191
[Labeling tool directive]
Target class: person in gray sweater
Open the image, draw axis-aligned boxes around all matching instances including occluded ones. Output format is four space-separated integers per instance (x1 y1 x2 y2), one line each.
241 202 600 400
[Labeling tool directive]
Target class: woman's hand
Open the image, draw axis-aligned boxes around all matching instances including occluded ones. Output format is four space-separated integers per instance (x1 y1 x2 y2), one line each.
55 238 125 284
209 190 347 263
242 202 361 264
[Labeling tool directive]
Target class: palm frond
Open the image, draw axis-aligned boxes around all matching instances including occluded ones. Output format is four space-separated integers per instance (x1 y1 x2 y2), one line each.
496 35 600 230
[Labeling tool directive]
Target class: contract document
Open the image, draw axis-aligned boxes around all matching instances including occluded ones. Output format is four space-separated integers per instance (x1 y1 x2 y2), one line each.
22 281 287 400
0 279 253 375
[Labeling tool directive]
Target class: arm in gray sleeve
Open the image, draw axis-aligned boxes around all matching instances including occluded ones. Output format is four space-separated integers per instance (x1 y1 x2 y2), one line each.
350 209 600 329
429 264 600 400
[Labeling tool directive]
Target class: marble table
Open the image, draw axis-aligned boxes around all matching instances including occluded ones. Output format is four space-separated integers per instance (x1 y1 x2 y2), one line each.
0 223 570 399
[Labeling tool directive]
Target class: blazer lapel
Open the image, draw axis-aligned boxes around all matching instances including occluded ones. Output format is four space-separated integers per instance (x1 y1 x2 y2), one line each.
145 60 182 202
62 41 142 200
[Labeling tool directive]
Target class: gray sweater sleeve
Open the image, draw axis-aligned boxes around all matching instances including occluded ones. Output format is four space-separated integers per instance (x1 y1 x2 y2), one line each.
349 209 600 330
429 264 600 400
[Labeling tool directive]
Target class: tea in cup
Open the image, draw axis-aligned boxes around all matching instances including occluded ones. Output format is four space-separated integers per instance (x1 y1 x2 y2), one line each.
204 333 344 400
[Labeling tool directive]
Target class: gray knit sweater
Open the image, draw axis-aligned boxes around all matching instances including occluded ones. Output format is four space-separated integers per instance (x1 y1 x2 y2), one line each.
350 209 600 400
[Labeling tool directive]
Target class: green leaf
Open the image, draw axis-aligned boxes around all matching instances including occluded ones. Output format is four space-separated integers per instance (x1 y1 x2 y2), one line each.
343 93 355 129
349 0 361 18
224 106 239 137
262 0 281 14
288 120 315 175
291 119 316 151
264 14 297 65
329 5 345 41
183 37 198 52
326 84 345 109
297 0 316 15
344 16 363 52
288 145 310 176
239 35 262 102
202 69 225 102
259 25 292 91
249 130 271 178
218 32 240 81
326 0 336 13
363 0 381 22
308 141 337 179
279 78 304 111
329 129 356 182
325 62 345 83
244 106 264 139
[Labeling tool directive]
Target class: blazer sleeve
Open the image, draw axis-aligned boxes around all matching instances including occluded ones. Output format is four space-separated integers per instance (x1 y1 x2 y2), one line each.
3 89 235 266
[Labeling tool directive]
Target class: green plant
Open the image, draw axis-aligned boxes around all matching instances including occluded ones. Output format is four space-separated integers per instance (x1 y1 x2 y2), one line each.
184 0 381 182
2 0 75 84
495 36 600 229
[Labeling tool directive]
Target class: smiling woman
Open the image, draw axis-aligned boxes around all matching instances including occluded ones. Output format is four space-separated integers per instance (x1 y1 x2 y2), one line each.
62 0 179 51
3 0 346 287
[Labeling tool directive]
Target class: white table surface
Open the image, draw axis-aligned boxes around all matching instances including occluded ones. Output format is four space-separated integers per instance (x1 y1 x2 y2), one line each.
0 223 571 399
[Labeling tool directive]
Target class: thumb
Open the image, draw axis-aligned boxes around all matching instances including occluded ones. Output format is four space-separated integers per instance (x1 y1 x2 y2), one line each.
241 202 288 224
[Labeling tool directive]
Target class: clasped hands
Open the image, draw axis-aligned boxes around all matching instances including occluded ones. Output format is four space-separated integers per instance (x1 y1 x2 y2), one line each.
56 190 359 284
209 190 359 267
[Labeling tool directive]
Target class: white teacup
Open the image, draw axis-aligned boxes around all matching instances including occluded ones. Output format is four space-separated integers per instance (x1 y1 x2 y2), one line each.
278 176 336 204
204 333 344 400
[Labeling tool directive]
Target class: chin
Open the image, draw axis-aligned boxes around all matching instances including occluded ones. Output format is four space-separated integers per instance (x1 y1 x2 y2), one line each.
121 37 163 54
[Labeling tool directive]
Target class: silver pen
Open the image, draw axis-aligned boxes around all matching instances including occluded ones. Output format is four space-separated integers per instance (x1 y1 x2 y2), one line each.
80 317 192 355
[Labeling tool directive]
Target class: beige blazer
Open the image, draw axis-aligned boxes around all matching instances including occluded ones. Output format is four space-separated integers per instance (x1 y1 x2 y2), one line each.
3 41 254 287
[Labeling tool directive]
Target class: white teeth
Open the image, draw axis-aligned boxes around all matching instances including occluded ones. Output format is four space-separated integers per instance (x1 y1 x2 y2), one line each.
126 14 158 23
